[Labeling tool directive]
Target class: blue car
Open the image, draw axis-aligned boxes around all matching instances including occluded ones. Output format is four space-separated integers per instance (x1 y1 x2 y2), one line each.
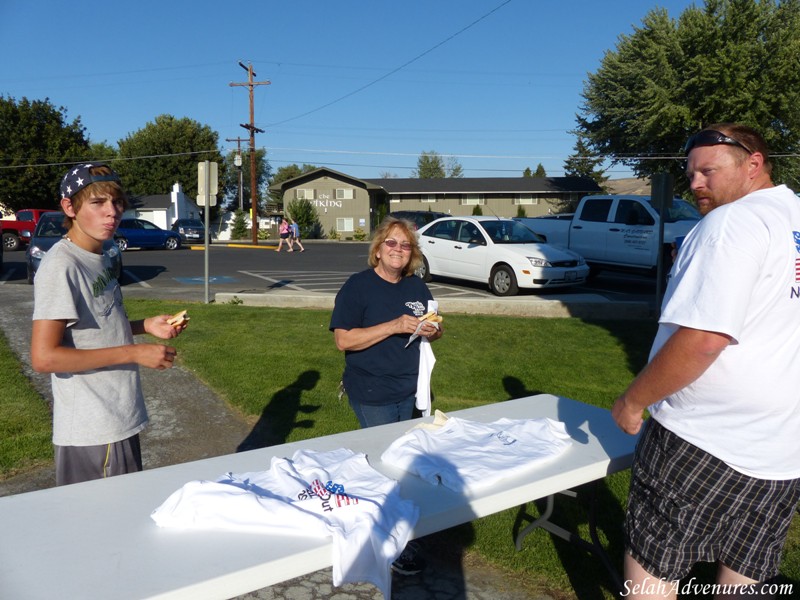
115 218 181 251
26 211 123 284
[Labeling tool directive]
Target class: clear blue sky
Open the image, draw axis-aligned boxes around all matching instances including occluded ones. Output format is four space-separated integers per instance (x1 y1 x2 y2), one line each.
1 0 696 181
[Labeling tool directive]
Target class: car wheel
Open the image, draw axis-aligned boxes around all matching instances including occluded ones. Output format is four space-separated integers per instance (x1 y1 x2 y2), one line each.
115 237 128 252
3 232 20 252
415 255 432 282
490 264 518 297
165 237 180 251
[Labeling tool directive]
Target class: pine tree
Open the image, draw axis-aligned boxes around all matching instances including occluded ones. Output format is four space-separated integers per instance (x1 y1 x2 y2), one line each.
563 135 608 191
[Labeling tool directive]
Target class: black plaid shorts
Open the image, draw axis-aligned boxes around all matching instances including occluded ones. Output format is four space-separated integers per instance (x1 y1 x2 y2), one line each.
625 419 800 582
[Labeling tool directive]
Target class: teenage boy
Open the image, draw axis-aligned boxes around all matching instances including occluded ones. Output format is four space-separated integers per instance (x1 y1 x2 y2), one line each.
31 163 187 486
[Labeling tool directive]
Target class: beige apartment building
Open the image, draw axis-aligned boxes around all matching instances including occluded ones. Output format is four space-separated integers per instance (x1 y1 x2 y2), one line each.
269 167 603 237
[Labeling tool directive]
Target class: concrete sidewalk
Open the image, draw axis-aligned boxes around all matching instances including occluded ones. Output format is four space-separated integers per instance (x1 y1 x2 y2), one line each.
214 288 652 320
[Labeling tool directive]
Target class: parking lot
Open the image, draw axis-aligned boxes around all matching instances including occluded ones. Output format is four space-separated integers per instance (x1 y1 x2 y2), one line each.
0 241 659 312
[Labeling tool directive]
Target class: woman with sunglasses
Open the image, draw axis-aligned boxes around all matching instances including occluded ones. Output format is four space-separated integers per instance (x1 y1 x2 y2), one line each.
330 216 442 429
330 216 442 575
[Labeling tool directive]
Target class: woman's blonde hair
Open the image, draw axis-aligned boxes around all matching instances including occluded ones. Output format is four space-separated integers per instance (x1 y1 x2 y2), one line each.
367 216 422 277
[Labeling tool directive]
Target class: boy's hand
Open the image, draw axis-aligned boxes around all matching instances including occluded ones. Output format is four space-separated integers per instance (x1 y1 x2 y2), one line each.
137 344 178 370
145 315 187 339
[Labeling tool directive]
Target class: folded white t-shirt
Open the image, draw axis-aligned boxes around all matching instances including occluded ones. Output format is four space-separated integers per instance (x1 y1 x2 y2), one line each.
381 417 571 492
151 448 418 599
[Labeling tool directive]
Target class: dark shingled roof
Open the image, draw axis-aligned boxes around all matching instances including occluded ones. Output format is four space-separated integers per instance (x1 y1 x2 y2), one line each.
269 167 603 196
362 177 602 194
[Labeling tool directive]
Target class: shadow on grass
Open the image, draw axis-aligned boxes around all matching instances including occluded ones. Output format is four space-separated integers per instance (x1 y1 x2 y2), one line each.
513 481 625 599
580 318 658 381
236 370 322 451
503 376 627 598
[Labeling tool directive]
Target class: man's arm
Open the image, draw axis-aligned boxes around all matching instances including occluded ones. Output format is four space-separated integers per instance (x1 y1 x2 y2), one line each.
612 326 731 435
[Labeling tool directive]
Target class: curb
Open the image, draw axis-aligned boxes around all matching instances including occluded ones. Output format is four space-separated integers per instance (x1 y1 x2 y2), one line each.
214 292 653 320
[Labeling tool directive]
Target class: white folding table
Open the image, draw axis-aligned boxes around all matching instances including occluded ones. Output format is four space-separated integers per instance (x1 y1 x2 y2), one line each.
0 394 639 599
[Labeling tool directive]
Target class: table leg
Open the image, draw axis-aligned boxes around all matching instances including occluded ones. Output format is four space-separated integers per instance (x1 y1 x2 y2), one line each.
514 482 623 595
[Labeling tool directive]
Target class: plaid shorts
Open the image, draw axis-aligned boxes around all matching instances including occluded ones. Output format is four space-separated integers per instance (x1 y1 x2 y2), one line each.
625 419 800 582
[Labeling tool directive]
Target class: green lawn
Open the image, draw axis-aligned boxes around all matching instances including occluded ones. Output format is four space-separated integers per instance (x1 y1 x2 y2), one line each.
2 299 797 599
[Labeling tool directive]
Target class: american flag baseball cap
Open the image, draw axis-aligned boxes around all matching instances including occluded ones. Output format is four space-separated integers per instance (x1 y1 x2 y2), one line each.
60 163 121 199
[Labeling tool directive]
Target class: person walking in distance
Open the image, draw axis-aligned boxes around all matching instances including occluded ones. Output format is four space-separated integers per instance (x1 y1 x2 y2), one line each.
276 217 291 252
288 219 305 252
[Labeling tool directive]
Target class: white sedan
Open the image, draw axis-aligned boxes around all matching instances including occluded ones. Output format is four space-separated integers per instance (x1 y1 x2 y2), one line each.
416 216 589 296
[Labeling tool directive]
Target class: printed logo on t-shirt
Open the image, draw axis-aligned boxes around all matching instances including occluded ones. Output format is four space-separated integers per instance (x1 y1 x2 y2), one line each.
792 231 800 298
91 266 118 298
405 301 426 317
493 431 518 446
793 231 800 284
298 478 358 512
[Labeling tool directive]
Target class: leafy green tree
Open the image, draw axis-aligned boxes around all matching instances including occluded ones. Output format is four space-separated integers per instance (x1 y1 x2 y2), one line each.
413 151 463 178
269 163 318 204
446 156 464 178
563 134 609 191
516 205 527 218
89 141 117 162
534 163 547 177
471 205 483 216
285 198 323 239
522 167 533 177
577 0 800 192
115 115 224 199
0 96 90 211
413 151 446 178
221 148 271 211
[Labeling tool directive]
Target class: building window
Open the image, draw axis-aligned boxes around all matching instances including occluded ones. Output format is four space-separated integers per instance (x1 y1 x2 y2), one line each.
296 188 315 200
335 188 354 200
389 198 401 204
421 194 436 203
336 217 354 232
461 194 484 206
515 194 539 205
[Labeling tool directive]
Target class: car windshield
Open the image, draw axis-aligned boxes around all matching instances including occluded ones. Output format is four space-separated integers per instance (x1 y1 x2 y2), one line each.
34 214 67 237
646 199 702 222
480 220 545 244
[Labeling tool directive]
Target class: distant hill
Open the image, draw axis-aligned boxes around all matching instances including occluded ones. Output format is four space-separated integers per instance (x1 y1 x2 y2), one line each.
605 177 652 195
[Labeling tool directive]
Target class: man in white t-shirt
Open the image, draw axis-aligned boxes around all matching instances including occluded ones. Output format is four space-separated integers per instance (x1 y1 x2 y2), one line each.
612 124 800 598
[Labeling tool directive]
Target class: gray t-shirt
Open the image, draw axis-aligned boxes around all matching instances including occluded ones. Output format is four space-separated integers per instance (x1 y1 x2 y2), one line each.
33 239 147 446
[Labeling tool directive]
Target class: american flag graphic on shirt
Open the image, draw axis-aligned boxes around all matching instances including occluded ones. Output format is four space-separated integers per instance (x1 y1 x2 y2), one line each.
794 231 800 282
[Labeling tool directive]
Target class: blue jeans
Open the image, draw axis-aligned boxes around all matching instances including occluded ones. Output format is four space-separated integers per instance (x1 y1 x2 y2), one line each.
349 394 415 428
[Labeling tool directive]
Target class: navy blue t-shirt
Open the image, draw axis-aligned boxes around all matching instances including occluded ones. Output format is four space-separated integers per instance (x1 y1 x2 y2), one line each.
330 269 434 406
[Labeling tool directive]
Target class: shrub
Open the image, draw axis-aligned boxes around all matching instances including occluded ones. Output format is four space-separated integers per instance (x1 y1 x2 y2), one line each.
230 209 250 240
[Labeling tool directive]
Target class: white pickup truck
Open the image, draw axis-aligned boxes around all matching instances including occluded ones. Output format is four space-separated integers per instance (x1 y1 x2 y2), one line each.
515 194 701 276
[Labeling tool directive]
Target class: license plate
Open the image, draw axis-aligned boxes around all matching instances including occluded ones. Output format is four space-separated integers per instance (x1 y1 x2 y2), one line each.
565 271 577 281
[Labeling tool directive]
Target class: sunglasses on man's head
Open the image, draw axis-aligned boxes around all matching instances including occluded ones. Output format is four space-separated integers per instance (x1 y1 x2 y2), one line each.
383 239 413 251
683 129 754 155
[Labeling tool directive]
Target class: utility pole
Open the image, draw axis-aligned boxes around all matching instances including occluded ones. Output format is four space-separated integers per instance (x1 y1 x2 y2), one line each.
229 62 270 244
225 136 248 211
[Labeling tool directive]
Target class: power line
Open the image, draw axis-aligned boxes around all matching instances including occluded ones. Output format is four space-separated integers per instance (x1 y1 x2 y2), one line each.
265 0 513 127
